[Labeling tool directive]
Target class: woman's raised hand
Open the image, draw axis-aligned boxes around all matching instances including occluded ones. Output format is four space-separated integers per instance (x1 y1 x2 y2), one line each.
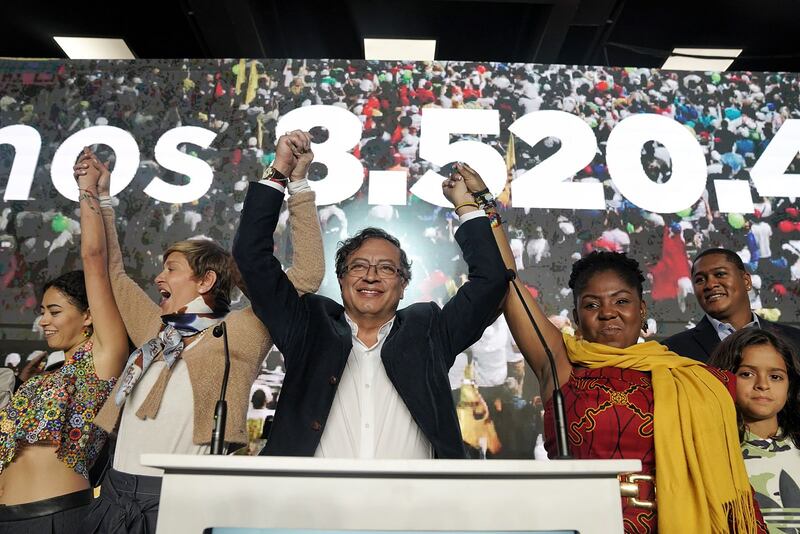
73 147 112 196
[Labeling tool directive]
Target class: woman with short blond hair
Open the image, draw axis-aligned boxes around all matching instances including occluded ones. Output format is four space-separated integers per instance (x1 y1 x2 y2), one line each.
75 130 323 533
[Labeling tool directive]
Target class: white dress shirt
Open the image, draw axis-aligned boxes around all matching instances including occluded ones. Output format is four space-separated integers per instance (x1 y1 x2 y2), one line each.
314 315 433 459
707 312 761 341
113 335 209 476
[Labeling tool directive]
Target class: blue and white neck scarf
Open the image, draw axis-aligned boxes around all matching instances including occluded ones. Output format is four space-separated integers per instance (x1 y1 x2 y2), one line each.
115 296 225 407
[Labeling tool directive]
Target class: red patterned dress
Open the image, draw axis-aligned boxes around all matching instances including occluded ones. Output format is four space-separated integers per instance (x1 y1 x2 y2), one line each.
544 365 738 533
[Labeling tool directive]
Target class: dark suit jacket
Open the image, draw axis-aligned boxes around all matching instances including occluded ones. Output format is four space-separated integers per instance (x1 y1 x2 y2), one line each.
663 315 800 363
232 183 509 458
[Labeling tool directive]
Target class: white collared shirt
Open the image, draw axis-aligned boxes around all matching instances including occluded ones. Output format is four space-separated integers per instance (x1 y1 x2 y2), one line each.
113 333 209 476
707 312 761 341
314 314 433 459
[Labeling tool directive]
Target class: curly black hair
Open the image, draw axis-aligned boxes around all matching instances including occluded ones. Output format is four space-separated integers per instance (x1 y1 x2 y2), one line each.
43 270 88 312
335 227 412 282
568 251 645 307
709 328 800 448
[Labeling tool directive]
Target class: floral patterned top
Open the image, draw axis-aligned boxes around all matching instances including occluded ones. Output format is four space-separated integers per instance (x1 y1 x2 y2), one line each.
0 341 116 479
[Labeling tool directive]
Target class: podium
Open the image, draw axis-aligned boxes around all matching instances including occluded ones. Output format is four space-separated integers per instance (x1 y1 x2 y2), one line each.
141 454 641 534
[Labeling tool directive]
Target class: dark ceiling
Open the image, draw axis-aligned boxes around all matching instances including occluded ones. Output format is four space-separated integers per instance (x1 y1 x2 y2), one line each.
4 0 800 71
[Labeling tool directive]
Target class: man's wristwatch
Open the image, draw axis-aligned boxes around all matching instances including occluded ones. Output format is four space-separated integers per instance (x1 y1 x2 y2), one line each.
263 165 289 184
471 188 495 208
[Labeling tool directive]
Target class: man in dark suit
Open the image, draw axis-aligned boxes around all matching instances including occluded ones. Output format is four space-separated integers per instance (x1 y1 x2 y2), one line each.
233 132 508 459
663 248 800 362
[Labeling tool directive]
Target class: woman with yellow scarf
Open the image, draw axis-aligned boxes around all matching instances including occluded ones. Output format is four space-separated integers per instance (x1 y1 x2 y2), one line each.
449 162 765 533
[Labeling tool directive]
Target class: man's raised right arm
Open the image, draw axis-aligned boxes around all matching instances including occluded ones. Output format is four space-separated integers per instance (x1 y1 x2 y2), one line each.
232 130 317 357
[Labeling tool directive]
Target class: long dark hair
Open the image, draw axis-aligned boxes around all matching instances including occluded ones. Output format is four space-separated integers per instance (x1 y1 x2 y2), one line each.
709 328 800 448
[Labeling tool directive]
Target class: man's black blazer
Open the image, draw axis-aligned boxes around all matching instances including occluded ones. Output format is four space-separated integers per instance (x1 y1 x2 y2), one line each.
232 183 509 459
662 315 800 363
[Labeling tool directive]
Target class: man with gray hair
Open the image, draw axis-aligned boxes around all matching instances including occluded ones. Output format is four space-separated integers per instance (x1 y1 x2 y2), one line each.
234 157 509 459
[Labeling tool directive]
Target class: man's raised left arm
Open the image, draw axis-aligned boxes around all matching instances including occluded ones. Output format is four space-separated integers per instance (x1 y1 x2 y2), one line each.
436 165 509 364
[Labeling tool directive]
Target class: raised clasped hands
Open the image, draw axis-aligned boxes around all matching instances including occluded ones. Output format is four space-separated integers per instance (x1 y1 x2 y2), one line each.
73 147 112 196
451 162 488 194
273 130 314 181
442 162 487 215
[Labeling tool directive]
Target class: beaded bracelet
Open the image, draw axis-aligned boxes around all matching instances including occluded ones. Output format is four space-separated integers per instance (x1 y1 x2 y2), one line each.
487 210 503 228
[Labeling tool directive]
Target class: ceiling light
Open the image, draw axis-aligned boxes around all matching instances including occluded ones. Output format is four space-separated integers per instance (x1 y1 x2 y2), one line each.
661 48 742 71
53 37 135 59
364 39 436 61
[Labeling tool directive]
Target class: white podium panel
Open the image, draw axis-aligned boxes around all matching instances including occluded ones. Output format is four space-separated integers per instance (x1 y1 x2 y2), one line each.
141 454 641 534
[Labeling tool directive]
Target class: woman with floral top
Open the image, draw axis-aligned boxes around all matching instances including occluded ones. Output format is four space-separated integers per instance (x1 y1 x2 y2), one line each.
0 147 129 533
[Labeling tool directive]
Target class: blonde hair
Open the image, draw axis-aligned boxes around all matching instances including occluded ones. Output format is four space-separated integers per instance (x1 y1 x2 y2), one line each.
163 239 238 313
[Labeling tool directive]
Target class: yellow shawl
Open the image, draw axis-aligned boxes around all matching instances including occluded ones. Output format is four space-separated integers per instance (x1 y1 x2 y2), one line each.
562 333 757 533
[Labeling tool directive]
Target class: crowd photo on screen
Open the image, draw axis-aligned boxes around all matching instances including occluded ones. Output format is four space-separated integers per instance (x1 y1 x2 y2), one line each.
2 57 800 458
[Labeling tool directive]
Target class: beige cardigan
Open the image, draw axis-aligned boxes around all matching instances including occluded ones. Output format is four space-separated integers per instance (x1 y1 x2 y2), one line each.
94 190 324 445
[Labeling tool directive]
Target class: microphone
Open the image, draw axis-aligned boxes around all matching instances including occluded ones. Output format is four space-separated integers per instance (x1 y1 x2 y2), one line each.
507 272 572 459
210 321 230 455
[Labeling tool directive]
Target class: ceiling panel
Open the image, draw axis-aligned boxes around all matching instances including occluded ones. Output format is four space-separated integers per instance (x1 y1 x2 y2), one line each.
0 0 798 71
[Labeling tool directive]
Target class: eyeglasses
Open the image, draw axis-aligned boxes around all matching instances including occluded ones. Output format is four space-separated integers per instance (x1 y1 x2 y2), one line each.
346 261 403 279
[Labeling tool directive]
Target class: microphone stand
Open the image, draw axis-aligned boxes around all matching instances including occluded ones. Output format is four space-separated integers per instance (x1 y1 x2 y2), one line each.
210 321 230 455
508 272 572 459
